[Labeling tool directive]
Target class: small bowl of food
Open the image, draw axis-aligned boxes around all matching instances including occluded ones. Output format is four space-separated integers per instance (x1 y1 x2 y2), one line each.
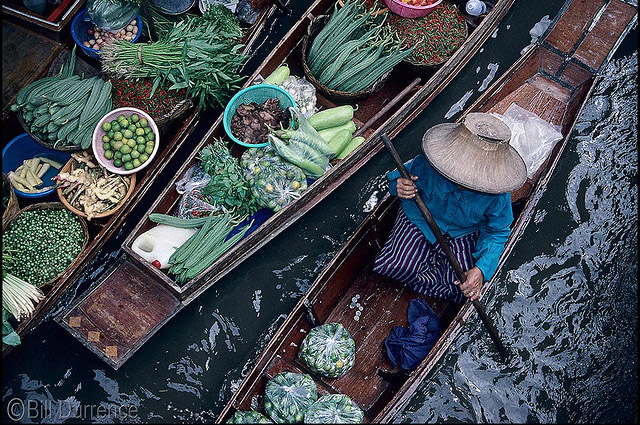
383 0 442 18
92 107 160 175
71 8 143 60
56 151 136 221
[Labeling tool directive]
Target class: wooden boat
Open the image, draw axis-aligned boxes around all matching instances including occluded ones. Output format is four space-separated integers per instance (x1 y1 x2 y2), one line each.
2 2 279 356
215 0 637 422
2 0 86 41
55 0 517 370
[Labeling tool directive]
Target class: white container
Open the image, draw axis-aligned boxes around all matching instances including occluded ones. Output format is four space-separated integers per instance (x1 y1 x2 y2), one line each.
465 0 486 16
131 224 197 269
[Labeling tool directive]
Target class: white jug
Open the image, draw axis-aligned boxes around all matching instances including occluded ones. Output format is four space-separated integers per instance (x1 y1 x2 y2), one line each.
131 224 197 269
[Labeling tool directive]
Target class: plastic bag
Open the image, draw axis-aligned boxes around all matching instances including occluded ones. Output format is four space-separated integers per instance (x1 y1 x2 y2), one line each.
304 394 364 424
227 410 272 423
202 0 239 13
298 323 356 378
253 75 318 118
175 165 225 219
494 103 563 179
86 0 139 32
241 146 308 212
264 372 318 423
270 108 334 178
236 0 259 25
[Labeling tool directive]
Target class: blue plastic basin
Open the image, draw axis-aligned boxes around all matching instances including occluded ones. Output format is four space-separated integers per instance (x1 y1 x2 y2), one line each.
2 134 71 198
71 8 143 60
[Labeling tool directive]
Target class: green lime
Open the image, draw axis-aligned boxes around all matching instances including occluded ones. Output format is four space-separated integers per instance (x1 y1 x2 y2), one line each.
130 113 139 123
117 114 126 122
127 139 136 148
102 135 110 143
136 136 145 144
132 158 141 168
121 119 129 128
123 129 133 139
135 128 145 136
115 151 122 159
128 125 136 133
107 130 114 139
144 146 153 155
113 141 123 150
103 142 111 151
145 132 155 141
135 121 141 128
104 150 114 160
137 144 146 153
122 154 132 163
112 122 121 132
102 122 111 131
113 131 123 141
144 127 152 134
139 153 149 163
120 145 131 154
139 118 148 127
130 149 140 159
124 161 134 171
113 158 123 167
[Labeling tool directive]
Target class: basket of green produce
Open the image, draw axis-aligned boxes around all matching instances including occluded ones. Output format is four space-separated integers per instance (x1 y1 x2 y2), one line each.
264 372 318 423
3 202 89 288
304 394 364 424
2 173 19 231
298 323 356 378
226 410 273 424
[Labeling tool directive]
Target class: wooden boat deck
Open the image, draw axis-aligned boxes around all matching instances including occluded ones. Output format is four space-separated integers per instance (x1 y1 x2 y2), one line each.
216 0 637 422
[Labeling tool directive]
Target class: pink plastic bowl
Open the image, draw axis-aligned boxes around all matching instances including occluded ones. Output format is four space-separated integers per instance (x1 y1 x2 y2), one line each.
383 0 442 18
92 107 160 175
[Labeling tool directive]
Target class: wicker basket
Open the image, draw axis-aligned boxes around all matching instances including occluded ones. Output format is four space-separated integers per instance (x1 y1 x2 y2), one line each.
17 113 83 152
2 173 20 231
4 202 89 288
56 154 137 221
301 15 391 102
153 98 195 135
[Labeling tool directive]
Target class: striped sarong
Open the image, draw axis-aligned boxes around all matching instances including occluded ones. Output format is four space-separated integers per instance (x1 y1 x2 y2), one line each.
373 208 479 304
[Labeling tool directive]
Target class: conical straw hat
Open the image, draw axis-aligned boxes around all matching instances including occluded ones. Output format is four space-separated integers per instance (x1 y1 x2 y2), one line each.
422 112 527 194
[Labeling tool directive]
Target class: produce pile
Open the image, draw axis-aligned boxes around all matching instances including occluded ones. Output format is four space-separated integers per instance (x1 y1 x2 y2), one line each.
3 208 85 287
86 0 140 33
262 65 318 118
55 151 133 220
7 156 62 194
82 19 139 52
385 1 467 66
264 372 318 423
306 0 413 93
111 78 188 118
298 323 356 378
241 146 308 212
11 48 112 149
304 394 364 424
231 98 290 145
98 111 157 171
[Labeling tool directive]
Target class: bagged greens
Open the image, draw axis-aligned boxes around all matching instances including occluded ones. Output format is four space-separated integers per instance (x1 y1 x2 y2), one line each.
240 146 308 212
264 372 317 423
86 0 140 32
227 410 272 423
298 323 356 378
304 394 364 424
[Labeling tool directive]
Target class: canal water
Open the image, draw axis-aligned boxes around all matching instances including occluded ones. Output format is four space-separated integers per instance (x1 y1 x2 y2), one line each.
3 1 637 423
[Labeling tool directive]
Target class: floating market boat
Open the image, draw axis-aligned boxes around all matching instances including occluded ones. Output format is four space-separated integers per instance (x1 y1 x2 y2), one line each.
55 0 518 370
2 2 278 356
214 0 637 422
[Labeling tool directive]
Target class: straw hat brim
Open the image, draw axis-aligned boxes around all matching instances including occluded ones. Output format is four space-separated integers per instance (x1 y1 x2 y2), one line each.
422 123 527 194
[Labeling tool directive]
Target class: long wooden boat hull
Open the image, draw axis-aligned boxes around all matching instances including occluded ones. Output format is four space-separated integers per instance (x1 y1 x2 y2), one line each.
2 3 278 357
55 0 516 370
215 0 637 422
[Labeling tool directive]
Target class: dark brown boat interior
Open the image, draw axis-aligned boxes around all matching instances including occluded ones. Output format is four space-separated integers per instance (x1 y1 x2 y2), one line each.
217 0 636 422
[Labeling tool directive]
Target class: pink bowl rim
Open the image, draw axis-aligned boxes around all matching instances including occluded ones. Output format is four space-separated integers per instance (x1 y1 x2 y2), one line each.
386 0 443 10
92 107 160 175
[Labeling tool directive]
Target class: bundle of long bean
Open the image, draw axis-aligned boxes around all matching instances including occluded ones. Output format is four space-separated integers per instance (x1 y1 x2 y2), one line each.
168 213 253 284
100 14 246 109
306 0 413 93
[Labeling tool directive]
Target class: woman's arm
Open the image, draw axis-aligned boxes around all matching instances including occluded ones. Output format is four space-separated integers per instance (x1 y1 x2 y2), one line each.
472 193 514 282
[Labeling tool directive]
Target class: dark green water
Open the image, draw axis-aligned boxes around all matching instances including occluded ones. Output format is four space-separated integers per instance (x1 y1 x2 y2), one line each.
2 1 637 423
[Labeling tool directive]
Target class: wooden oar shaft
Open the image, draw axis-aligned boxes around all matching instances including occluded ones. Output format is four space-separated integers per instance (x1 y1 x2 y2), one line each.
381 134 508 360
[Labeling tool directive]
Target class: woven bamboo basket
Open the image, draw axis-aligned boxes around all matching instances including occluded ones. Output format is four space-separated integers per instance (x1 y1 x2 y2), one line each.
152 98 195 135
301 15 391 102
56 154 136 221
4 202 89 288
2 173 20 231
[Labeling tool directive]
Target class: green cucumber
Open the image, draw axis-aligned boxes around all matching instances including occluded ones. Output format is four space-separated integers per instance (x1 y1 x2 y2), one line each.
308 105 355 131
327 129 353 159
264 65 290 85
318 121 357 142
337 136 366 160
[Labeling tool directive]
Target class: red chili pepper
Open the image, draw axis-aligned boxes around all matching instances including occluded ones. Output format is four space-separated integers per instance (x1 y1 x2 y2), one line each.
152 260 162 268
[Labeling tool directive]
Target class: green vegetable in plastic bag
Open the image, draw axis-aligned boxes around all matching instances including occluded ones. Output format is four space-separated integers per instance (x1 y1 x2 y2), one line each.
240 146 308 212
86 0 140 32
227 410 272 424
298 323 355 378
304 394 364 424
270 108 334 178
264 372 317 423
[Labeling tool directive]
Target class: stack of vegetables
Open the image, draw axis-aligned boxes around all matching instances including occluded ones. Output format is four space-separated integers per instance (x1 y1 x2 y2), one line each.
307 106 366 160
11 47 112 149
100 7 247 109
306 0 413 93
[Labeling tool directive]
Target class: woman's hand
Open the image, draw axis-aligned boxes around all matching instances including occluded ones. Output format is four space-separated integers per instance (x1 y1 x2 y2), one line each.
454 266 483 300
396 175 418 199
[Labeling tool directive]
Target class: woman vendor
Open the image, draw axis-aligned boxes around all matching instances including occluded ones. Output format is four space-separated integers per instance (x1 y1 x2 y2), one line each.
374 112 527 302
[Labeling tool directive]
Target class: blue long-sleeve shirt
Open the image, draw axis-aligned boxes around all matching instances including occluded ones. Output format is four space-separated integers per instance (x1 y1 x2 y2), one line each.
387 155 513 281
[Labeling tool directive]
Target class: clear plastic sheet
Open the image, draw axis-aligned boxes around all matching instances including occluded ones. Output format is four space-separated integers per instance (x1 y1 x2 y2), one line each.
495 103 563 179
86 0 139 32
264 372 318 423
304 394 364 424
298 323 356 378
175 165 225 219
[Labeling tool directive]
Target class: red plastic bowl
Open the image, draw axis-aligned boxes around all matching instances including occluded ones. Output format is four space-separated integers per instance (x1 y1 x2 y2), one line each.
384 0 442 18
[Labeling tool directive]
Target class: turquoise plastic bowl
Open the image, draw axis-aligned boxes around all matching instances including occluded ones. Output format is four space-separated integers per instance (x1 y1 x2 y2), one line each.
223 84 296 148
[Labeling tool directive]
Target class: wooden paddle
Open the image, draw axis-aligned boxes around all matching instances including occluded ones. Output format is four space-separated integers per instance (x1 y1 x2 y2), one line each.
381 134 508 360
